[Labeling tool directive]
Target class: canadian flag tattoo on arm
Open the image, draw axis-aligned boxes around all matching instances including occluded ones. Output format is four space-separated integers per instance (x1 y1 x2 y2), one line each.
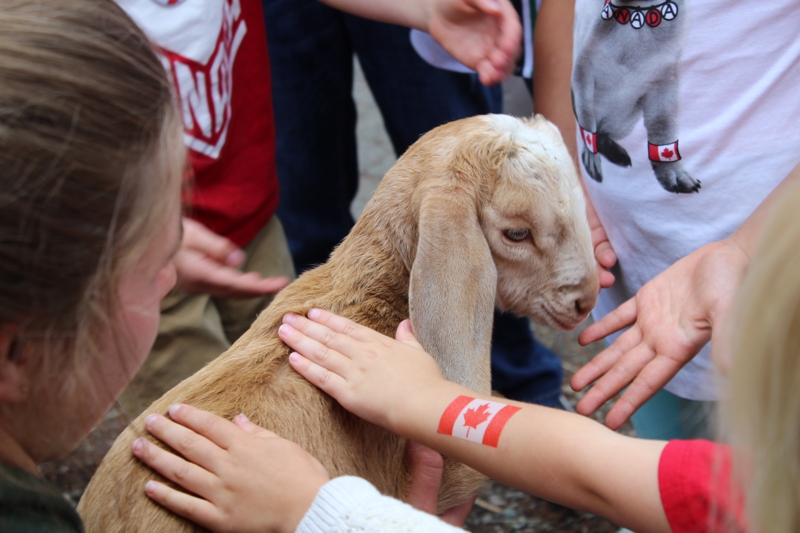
437 396 521 447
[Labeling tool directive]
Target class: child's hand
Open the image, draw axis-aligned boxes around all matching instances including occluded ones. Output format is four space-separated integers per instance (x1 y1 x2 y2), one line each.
175 218 290 298
132 404 329 533
426 0 521 85
571 239 748 429
279 309 446 433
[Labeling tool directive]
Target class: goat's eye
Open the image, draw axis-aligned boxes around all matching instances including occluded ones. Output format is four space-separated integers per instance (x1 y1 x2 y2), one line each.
503 228 530 242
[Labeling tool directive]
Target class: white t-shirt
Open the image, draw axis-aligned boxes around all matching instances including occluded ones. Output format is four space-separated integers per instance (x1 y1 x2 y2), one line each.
572 0 800 400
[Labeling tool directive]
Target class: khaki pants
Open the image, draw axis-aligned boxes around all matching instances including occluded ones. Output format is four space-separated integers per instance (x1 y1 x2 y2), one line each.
119 216 295 416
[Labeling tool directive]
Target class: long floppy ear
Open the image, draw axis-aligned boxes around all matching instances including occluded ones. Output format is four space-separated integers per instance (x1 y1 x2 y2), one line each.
409 190 496 395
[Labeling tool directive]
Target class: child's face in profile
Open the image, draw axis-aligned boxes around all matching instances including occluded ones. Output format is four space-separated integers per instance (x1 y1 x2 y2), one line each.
88 193 182 418
49 178 183 459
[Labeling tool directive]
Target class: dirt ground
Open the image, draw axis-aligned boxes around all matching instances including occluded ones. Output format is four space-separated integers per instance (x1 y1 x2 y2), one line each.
40 319 632 532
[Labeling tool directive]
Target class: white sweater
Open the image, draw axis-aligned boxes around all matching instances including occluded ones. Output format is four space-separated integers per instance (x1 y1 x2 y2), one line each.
296 477 465 533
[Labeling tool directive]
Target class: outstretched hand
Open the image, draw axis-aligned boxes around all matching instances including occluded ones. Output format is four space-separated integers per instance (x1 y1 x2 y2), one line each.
279 309 445 433
571 239 749 429
174 218 290 298
426 0 521 85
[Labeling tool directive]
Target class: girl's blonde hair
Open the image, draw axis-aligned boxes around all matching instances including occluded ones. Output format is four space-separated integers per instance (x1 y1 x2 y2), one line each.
725 183 800 533
0 0 183 398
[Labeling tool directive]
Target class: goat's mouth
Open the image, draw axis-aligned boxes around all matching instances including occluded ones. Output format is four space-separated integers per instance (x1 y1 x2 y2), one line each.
540 306 582 332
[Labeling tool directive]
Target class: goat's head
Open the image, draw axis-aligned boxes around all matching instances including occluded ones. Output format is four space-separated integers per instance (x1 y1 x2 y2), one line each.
480 114 598 331
397 114 597 391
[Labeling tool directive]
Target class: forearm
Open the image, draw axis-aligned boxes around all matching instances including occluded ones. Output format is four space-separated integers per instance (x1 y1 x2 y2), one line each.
318 0 430 31
396 381 669 532
533 0 577 164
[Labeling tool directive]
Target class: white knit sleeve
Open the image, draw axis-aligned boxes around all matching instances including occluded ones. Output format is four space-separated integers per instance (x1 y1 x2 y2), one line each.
295 476 466 533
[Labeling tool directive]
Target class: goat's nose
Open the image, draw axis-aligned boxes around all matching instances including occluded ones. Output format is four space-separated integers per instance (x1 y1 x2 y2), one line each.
574 291 596 315
573 273 599 315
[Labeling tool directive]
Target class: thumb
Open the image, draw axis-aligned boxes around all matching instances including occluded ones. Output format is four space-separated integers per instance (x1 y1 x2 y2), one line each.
395 320 424 349
234 413 277 438
404 441 444 514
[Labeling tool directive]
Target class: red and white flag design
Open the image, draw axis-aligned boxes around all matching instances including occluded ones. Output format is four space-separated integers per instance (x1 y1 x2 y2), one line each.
648 141 681 162
580 126 598 154
437 396 521 447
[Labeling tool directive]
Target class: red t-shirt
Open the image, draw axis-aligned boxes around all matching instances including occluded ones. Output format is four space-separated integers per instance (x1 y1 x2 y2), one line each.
118 0 279 247
658 440 747 532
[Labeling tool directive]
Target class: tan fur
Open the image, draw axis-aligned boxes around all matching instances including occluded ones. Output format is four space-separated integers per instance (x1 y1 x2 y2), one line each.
78 115 598 531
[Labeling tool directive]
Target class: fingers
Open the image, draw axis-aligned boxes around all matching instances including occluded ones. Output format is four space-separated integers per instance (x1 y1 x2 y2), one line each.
595 240 617 269
404 441 444 515
278 320 355 376
162 404 243 451
395 320 424 349
182 218 244 267
143 480 220 530
175 250 290 298
131 434 217 500
572 325 643 389
298 308 381 342
603 356 684 429
577 297 637 346
573 340 654 417
232 413 278 439
597 264 616 290
287 351 349 399
473 0 502 15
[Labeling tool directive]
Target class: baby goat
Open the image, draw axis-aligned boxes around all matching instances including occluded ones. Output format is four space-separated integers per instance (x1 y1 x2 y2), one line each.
78 114 598 531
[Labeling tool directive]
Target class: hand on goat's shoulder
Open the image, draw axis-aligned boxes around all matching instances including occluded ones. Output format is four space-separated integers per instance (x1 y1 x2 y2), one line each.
281 310 445 433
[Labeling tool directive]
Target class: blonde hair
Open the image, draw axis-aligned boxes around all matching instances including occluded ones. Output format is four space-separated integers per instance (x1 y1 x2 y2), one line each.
0 0 183 398
725 183 800 532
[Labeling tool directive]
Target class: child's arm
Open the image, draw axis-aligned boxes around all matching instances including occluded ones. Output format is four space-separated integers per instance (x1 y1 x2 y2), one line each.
532 0 617 290
280 310 671 533
318 0 520 86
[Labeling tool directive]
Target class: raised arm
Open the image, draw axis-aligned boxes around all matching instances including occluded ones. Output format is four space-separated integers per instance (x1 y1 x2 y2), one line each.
319 0 521 86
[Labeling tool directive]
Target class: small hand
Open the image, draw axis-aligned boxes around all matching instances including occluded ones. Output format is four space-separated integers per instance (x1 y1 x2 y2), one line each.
175 218 290 298
278 309 445 433
405 442 476 526
571 239 748 429
132 404 329 533
427 0 521 86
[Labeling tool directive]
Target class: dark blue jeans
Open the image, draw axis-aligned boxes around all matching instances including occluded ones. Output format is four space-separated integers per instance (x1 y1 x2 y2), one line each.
262 0 562 406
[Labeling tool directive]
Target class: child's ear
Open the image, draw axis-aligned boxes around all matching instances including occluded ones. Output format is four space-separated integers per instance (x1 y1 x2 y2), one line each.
0 328 29 403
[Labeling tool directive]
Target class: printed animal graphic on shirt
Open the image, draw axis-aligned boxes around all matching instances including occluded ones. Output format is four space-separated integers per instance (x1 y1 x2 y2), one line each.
120 0 247 159
572 0 699 193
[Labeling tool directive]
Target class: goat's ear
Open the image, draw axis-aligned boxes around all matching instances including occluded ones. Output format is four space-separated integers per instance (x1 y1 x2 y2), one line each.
409 193 496 395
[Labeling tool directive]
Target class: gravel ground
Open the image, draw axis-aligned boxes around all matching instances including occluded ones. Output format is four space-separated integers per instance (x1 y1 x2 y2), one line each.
40 319 633 532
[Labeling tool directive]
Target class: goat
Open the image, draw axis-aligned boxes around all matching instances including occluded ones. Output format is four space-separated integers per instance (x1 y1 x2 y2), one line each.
78 114 599 531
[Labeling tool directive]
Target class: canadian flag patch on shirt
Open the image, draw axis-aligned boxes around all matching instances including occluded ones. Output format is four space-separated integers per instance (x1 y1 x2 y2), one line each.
648 141 681 162
437 396 521 447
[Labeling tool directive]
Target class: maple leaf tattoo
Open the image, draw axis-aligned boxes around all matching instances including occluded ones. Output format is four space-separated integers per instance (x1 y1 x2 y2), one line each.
463 403 492 437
